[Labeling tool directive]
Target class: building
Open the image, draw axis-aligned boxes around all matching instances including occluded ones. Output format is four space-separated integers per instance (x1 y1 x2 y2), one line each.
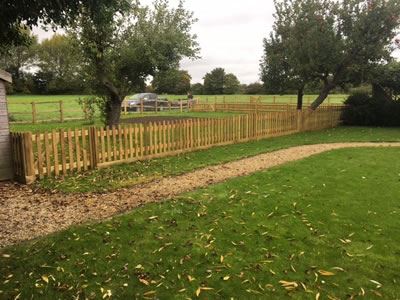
0 70 13 181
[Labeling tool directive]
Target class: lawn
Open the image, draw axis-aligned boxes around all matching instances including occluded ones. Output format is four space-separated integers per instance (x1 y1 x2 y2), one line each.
1 147 399 299
10 111 238 132
37 126 400 193
7 94 347 123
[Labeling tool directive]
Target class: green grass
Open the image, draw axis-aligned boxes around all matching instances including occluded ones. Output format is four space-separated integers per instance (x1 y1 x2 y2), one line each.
7 94 347 123
1 147 399 299
10 111 238 133
37 126 400 193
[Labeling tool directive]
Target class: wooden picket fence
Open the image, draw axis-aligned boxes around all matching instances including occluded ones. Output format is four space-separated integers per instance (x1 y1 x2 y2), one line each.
192 102 344 113
10 107 343 183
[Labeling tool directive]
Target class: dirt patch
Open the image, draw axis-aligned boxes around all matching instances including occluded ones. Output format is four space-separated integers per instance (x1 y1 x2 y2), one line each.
0 142 399 248
121 116 196 125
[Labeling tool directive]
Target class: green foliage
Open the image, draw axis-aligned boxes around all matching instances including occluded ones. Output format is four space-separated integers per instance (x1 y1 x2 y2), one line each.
342 92 400 126
77 96 104 124
372 61 400 100
2 147 400 298
223 73 240 94
153 69 191 94
203 68 241 94
70 0 199 126
0 30 37 94
34 34 87 94
0 0 82 47
203 68 225 94
261 0 400 108
190 83 204 95
244 82 264 94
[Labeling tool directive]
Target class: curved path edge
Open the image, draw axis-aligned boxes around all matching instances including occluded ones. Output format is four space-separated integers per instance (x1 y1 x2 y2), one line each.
1 142 399 248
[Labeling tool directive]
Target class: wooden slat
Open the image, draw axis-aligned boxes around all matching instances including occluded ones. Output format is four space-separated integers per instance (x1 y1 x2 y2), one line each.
51 130 59 176
74 128 81 172
67 129 74 173
36 133 43 177
60 129 67 176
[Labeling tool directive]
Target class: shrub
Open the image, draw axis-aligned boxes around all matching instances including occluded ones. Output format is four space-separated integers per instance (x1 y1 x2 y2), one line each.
342 92 400 126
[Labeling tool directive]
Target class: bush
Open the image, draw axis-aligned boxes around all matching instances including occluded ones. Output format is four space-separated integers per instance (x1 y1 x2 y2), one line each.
342 92 400 126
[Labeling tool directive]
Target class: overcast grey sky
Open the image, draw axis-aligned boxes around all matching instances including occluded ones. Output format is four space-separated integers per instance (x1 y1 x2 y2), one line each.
33 0 276 84
33 0 399 84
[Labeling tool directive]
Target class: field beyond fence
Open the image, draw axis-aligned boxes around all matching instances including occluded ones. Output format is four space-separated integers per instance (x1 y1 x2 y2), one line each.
7 94 346 124
11 106 343 183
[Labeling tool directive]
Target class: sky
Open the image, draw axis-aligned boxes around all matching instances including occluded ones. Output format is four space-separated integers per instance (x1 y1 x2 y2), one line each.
33 0 399 85
33 0 276 84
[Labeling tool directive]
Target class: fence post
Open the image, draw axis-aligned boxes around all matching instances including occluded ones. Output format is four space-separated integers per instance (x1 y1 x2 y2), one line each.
180 100 183 113
297 110 303 132
84 101 88 120
88 126 99 169
59 100 64 123
124 100 128 115
21 132 35 184
31 102 36 124
155 98 158 113
140 99 144 114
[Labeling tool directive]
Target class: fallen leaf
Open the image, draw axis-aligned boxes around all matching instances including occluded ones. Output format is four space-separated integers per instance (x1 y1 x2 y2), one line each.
139 278 149 286
318 270 335 276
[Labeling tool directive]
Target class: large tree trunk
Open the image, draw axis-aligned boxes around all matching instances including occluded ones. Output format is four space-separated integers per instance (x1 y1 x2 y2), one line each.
297 86 304 110
105 94 123 127
310 82 335 110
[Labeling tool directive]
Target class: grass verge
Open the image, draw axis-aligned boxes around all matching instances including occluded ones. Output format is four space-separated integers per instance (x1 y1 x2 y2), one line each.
37 126 400 193
1 147 399 299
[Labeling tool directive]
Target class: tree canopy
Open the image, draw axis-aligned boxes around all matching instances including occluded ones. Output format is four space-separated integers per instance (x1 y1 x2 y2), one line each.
153 69 192 94
70 0 199 125
203 68 241 95
260 0 400 109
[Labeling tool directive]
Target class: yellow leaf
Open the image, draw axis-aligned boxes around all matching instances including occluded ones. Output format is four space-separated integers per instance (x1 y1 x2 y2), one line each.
139 278 150 286
143 291 156 296
196 287 201 297
316 292 320 300
188 275 195 282
318 270 335 276
41 275 49 283
223 276 230 281
220 255 224 263
279 280 298 290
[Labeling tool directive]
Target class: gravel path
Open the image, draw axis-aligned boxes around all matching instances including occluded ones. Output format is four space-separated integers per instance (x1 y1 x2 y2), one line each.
1 142 399 248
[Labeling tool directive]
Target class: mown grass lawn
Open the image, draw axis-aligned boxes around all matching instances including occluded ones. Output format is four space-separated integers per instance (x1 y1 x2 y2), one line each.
1 147 399 299
37 126 400 193
7 94 346 123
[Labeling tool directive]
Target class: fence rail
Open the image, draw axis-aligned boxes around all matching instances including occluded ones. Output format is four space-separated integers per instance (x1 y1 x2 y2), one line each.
192 102 344 113
10 107 343 183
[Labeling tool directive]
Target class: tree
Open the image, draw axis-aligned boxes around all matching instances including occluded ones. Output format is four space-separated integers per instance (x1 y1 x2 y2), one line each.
223 73 240 94
203 68 225 94
153 69 191 94
261 0 340 109
203 68 241 94
191 83 204 95
245 82 264 94
0 30 37 93
261 0 400 110
0 0 95 47
70 0 199 125
34 34 87 94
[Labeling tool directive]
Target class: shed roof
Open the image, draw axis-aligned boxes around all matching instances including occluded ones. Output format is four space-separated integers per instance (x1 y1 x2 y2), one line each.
0 70 12 83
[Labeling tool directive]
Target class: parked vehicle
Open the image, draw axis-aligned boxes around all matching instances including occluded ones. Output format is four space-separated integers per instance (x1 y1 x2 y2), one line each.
125 93 165 111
